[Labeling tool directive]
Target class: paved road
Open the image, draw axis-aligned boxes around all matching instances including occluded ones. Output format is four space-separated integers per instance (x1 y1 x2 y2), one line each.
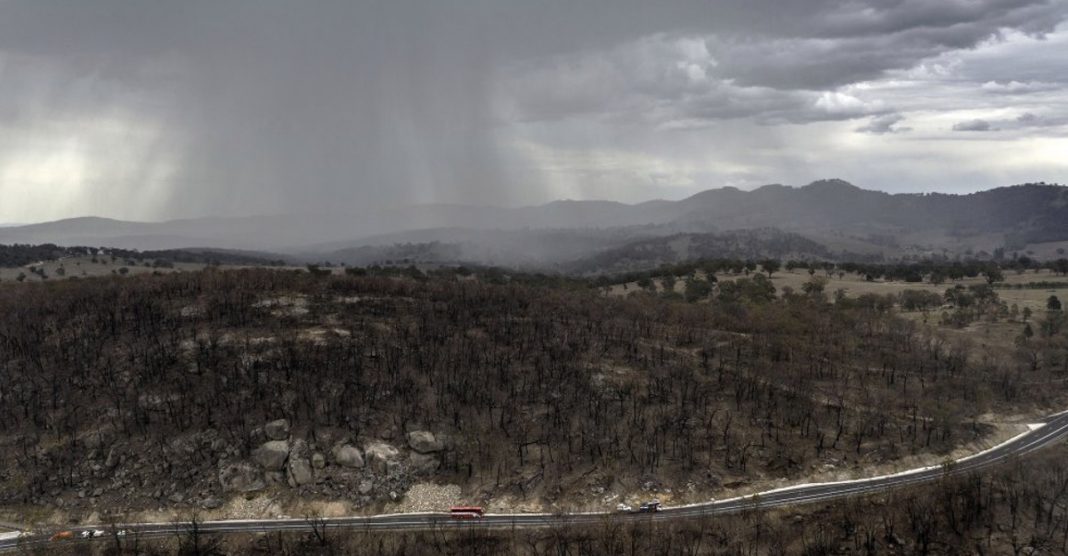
5 411 1068 551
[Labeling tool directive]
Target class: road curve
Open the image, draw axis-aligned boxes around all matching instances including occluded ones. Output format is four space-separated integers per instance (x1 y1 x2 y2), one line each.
6 410 1068 551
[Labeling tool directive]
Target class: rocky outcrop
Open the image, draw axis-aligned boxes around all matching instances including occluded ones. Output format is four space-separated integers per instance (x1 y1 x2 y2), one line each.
201 497 223 510
406 431 443 453
358 480 374 495
331 444 364 468
364 442 400 474
288 457 313 486
252 440 289 470
287 439 313 486
409 452 440 475
218 462 266 492
264 419 290 440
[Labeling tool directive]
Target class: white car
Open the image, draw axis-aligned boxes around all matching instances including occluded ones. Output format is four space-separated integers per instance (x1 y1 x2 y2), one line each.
616 503 633 512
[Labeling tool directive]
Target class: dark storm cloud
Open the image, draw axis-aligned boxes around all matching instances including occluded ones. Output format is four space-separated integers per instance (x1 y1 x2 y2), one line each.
0 0 1067 221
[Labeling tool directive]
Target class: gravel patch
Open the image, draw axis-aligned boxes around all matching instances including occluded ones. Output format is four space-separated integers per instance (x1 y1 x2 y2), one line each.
390 483 462 513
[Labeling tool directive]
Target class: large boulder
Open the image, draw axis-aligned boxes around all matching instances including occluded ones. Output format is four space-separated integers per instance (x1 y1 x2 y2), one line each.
409 453 440 475
331 444 364 468
364 442 400 474
252 440 289 470
218 463 266 493
264 419 290 441
288 457 314 486
406 431 444 453
286 439 313 486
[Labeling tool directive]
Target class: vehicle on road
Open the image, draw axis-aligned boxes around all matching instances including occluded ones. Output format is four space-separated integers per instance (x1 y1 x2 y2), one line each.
637 500 661 513
50 531 74 541
449 506 484 519
616 503 633 512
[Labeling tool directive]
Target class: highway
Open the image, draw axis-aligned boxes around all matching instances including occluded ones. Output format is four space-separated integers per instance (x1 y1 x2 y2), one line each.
5 410 1068 551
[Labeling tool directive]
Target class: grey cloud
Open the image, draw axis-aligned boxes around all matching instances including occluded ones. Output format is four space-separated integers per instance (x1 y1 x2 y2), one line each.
981 80 1060 94
949 112 1068 132
856 114 911 134
504 34 892 127
953 119 995 131
0 1 1067 222
1015 112 1068 127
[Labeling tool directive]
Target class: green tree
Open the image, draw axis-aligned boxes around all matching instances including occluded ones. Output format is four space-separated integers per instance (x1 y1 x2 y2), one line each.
684 278 713 303
760 259 781 278
1049 295 1062 312
802 276 828 300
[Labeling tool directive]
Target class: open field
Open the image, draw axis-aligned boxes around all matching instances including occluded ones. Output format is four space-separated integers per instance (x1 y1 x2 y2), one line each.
610 268 1068 315
0 255 208 282
759 269 1068 313
0 255 299 284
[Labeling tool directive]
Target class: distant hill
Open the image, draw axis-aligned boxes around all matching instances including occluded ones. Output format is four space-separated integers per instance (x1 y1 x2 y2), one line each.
0 243 282 269
562 229 837 275
3 181 1067 266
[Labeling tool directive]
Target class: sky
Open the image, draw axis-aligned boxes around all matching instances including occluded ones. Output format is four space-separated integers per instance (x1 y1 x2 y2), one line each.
1 0 1067 223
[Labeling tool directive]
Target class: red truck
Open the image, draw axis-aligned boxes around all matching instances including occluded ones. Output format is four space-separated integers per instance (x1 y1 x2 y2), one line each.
450 506 485 519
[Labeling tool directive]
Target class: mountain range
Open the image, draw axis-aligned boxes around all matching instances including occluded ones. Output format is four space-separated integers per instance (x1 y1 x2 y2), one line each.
3 180 1067 270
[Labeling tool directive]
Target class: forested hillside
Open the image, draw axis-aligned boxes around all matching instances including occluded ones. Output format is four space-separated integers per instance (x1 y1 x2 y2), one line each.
1 268 1063 520
564 229 836 274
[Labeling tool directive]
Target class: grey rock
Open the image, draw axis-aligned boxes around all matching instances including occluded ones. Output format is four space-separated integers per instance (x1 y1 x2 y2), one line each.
408 453 440 475
332 444 365 469
265 471 286 486
358 480 374 495
82 429 115 451
104 445 124 469
202 497 223 510
406 431 443 453
289 438 309 459
218 463 266 493
249 427 267 445
364 442 400 474
287 457 314 487
311 453 326 469
264 419 291 441
252 440 289 470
